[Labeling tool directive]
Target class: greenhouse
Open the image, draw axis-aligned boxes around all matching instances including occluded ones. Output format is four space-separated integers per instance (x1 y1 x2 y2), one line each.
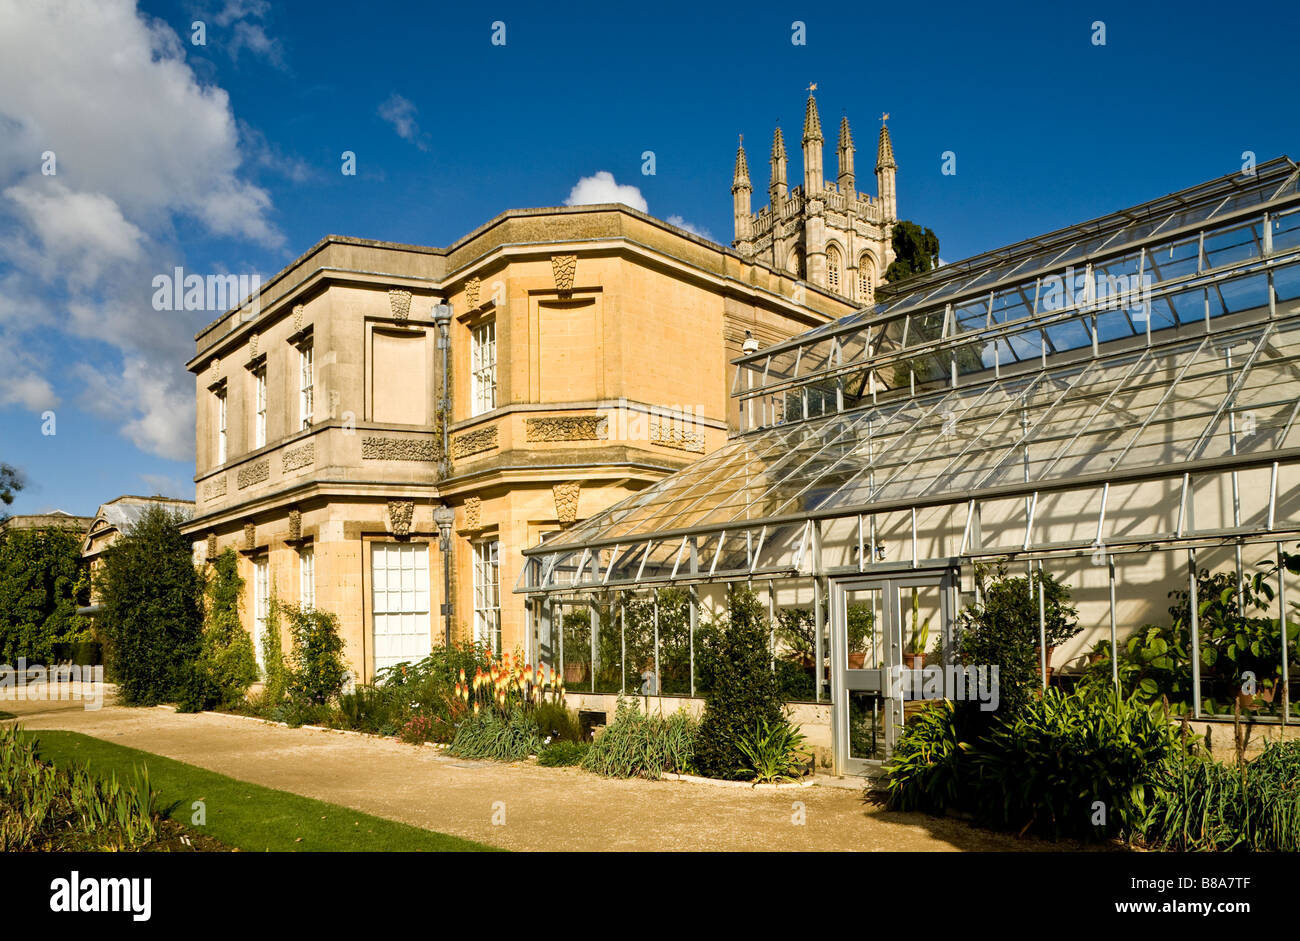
516 157 1300 775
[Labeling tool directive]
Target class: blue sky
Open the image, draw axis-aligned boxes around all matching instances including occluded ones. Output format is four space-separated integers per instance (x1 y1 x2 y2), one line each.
2 0 1298 517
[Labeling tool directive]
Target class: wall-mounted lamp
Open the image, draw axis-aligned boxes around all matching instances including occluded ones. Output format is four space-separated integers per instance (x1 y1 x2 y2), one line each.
433 502 456 648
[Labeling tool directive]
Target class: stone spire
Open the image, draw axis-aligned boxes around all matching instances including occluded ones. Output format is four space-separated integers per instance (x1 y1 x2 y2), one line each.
875 114 897 223
732 136 753 250
802 91 822 144
770 125 788 203
732 136 751 190
875 118 896 170
802 88 824 197
837 114 855 195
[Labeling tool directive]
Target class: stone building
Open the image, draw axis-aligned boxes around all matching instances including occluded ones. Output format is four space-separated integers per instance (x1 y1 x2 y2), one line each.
732 90 897 303
182 204 855 679
81 495 195 606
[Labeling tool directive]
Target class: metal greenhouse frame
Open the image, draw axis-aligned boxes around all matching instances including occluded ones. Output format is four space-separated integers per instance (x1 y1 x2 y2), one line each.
516 158 1300 774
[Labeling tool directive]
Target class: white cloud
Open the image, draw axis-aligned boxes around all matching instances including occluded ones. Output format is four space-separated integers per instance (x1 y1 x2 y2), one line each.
213 0 286 67
564 172 648 212
378 94 429 151
666 215 713 241
0 0 285 461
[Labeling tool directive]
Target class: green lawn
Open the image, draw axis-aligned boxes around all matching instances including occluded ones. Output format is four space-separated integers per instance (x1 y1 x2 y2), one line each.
26 730 499 852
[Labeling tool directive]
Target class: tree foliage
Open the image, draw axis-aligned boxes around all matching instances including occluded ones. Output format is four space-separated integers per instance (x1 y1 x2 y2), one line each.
0 527 90 663
97 506 203 705
0 463 22 512
884 220 940 283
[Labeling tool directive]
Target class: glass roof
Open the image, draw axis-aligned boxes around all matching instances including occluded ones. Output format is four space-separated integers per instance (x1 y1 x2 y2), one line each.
519 158 1300 594
732 158 1300 398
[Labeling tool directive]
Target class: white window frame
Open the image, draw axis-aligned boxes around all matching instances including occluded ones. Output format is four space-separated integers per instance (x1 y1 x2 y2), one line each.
472 538 501 652
254 366 267 449
370 543 431 673
253 557 269 670
216 387 228 464
299 340 314 430
299 544 315 610
470 320 496 416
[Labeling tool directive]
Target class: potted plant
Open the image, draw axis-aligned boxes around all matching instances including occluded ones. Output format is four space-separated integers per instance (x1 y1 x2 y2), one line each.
903 587 931 670
846 602 873 669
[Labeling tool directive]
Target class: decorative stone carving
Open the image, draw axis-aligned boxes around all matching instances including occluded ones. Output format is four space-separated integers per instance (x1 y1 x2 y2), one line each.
282 443 315 472
206 532 217 559
249 332 259 357
551 254 577 293
209 357 220 376
650 417 706 453
236 459 270 489
465 277 480 310
388 288 411 322
451 426 498 458
243 522 256 552
361 436 438 461
464 496 481 530
204 476 227 501
288 508 302 542
387 500 414 537
524 415 608 442
553 482 580 524
293 304 304 332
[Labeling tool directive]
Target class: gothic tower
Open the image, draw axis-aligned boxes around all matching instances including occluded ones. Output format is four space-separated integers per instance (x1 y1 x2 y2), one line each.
731 89 897 304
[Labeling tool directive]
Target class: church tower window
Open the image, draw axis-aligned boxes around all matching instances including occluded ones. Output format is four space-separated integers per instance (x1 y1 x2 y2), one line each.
827 245 842 294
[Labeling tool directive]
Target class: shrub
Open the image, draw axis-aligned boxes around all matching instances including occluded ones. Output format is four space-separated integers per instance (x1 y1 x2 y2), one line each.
968 690 1196 840
0 526 91 665
448 706 541 761
581 697 696 779
735 716 809 783
97 506 204 705
282 603 348 706
693 588 786 779
531 700 584 743
1141 740 1300 851
538 741 589 767
956 563 1079 731
398 715 437 744
179 549 258 712
259 597 289 710
883 701 971 814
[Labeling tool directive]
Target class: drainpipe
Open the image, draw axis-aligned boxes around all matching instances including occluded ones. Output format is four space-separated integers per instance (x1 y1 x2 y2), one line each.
432 302 454 648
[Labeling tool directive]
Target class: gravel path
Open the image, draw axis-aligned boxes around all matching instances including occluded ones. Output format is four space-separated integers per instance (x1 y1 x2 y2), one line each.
2 690 1097 852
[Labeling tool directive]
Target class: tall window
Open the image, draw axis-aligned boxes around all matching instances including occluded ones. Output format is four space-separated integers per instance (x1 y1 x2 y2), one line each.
298 340 314 430
473 539 501 652
254 366 267 449
253 558 269 670
371 543 430 673
216 387 227 464
470 320 496 416
299 545 315 610
858 256 875 303
827 245 842 294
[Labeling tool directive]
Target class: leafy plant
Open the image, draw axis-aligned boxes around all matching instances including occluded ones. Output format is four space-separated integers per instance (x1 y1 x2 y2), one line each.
179 548 258 712
447 705 541 762
904 587 932 655
734 716 808 783
96 505 204 705
694 587 787 779
282 603 349 706
0 525 91 665
883 700 970 814
581 697 696 779
538 741 589 767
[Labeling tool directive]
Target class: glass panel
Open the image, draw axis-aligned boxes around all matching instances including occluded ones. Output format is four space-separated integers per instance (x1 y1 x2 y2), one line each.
559 605 592 688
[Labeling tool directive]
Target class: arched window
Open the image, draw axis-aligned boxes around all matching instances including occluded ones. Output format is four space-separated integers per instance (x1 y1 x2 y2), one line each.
787 248 802 279
827 245 842 294
858 255 875 303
